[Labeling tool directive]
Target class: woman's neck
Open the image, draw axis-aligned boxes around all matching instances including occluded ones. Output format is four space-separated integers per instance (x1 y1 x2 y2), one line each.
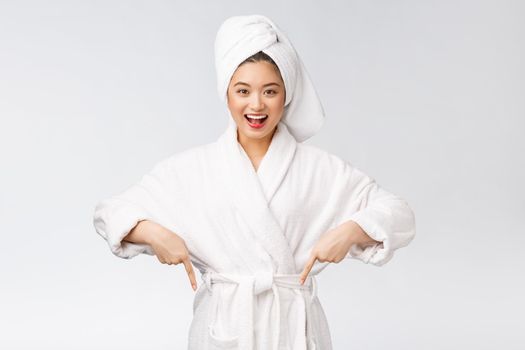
237 128 277 164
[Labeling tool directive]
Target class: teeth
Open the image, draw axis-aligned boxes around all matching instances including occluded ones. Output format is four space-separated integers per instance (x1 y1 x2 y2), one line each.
245 114 268 119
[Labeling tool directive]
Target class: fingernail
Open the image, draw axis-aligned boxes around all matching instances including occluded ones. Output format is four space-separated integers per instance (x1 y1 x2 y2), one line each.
192 284 196 291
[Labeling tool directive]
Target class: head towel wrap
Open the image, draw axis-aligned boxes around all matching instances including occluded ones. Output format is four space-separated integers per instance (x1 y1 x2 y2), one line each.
214 14 325 142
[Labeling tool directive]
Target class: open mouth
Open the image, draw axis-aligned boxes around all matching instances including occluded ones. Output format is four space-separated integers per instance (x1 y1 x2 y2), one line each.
244 114 268 127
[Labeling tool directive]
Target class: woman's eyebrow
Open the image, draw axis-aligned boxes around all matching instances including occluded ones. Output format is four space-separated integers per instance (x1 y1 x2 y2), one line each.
233 81 281 87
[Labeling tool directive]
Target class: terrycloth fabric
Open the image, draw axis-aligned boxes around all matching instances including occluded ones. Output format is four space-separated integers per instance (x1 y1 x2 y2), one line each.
214 14 325 143
93 121 416 349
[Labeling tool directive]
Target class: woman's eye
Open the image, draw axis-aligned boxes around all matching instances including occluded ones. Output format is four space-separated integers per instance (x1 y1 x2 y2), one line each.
236 89 276 95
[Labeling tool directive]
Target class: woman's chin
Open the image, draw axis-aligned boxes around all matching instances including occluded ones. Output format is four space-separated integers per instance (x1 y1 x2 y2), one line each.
238 125 277 142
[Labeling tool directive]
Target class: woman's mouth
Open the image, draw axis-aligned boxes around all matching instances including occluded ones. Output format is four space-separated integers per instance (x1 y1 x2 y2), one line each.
244 114 268 129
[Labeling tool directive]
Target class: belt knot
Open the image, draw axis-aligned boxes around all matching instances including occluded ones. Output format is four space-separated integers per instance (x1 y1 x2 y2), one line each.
253 270 274 295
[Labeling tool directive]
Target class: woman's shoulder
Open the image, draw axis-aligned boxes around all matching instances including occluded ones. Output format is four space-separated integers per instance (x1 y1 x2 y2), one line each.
295 143 374 186
296 142 352 171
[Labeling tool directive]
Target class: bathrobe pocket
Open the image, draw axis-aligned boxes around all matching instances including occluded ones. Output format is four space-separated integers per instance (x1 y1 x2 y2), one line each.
208 324 239 349
207 284 239 349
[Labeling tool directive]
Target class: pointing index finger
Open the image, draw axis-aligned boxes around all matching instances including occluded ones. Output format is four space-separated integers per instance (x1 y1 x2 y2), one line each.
299 254 317 285
182 257 197 291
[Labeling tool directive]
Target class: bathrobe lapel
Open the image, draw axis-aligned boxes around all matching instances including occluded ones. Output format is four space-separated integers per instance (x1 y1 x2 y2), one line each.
217 121 297 274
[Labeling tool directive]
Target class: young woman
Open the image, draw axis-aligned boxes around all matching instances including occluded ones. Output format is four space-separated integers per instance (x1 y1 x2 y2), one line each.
93 15 416 350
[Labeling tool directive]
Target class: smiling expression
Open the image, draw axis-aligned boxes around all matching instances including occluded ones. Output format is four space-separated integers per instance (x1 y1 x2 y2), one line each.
227 61 286 144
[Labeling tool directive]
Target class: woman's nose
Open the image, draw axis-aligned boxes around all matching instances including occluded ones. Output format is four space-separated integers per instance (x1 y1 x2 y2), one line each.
249 95 265 110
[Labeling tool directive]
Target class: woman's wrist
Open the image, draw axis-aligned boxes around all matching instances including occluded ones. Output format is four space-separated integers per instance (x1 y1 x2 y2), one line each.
146 223 172 246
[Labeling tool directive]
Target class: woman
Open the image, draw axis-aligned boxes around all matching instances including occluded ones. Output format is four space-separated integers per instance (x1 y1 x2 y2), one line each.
93 15 416 350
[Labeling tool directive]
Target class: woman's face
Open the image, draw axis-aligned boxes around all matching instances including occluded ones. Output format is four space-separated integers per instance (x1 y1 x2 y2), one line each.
227 61 286 143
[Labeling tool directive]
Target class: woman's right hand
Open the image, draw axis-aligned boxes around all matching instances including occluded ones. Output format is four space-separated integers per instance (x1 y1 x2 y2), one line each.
128 220 197 291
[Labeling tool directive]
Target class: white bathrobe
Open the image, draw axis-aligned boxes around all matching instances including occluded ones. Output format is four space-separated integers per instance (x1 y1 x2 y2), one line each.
93 120 416 350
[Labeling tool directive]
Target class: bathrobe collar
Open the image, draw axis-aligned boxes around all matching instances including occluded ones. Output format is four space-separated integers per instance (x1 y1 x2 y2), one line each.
216 121 297 274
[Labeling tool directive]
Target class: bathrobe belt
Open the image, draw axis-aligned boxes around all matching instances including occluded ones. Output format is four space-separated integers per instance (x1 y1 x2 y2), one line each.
202 271 318 350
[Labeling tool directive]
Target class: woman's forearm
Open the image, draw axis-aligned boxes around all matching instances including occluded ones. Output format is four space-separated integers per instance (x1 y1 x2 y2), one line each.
123 220 162 245
341 220 381 247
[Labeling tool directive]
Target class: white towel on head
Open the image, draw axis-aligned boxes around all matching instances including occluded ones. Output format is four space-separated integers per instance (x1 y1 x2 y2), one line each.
214 14 325 142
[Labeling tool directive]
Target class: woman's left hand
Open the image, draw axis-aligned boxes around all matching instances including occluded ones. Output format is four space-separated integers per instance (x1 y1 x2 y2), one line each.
299 220 378 284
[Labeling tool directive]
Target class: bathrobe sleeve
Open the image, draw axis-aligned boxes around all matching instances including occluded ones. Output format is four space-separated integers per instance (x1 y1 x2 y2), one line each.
342 164 416 266
93 158 175 259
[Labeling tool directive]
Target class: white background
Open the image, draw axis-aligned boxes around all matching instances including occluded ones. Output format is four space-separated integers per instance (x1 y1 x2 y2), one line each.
1 0 523 349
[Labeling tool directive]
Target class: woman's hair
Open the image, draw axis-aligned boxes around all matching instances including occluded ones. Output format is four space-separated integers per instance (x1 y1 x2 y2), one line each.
240 51 277 66
239 51 282 77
